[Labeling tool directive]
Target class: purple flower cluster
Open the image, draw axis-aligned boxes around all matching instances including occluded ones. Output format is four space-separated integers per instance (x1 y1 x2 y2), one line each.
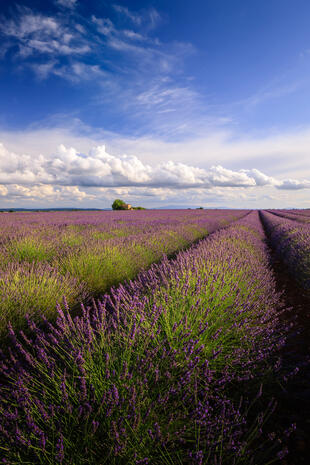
0 211 288 463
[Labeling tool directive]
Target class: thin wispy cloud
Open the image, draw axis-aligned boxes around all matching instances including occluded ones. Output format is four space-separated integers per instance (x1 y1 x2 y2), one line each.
0 7 90 59
240 77 303 109
112 4 162 31
136 85 198 110
91 16 113 36
0 2 195 120
55 0 77 9
112 4 143 25
123 30 145 41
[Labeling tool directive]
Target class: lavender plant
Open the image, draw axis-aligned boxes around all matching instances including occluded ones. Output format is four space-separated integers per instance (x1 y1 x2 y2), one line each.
0 262 87 335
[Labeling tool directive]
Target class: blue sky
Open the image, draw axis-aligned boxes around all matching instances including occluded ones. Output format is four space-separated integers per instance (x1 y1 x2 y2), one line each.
1 0 310 208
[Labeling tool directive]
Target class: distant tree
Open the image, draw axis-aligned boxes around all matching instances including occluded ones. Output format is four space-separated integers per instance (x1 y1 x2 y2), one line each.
112 199 127 210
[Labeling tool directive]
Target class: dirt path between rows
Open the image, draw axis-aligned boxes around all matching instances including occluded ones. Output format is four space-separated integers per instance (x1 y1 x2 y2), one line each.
259 211 310 465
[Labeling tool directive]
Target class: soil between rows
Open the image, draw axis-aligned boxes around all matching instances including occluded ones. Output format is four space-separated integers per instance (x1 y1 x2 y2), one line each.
259 211 310 465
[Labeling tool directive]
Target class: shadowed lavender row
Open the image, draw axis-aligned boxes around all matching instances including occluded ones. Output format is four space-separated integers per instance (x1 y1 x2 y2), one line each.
0 211 289 464
265 209 310 224
260 210 310 289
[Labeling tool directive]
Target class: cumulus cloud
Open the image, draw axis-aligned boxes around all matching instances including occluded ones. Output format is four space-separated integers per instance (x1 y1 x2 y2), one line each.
0 142 309 198
241 168 279 187
276 179 310 190
4 183 93 203
0 143 49 185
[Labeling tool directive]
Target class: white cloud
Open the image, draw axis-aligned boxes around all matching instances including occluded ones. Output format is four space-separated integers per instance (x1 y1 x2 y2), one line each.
0 142 50 185
112 5 161 31
27 59 109 83
0 141 310 197
123 30 145 41
91 15 148 45
2 123 310 207
1 13 59 39
0 185 8 196
276 179 310 190
20 39 89 57
241 168 279 187
5 184 93 203
91 16 115 36
241 168 310 190
105 126 310 178
2 124 310 174
31 60 58 79
106 37 143 53
136 85 198 109
53 62 108 82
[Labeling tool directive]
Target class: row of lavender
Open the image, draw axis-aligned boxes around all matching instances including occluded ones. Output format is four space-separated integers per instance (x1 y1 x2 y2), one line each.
0 210 247 334
0 211 289 464
260 210 310 289
266 209 310 223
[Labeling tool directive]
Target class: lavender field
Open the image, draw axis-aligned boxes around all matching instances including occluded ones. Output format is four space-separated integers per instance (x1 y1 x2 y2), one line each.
0 209 309 464
0 209 246 334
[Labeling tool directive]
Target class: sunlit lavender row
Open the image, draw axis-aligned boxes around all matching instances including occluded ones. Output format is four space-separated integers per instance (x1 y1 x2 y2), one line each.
0 211 290 464
0 209 247 334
